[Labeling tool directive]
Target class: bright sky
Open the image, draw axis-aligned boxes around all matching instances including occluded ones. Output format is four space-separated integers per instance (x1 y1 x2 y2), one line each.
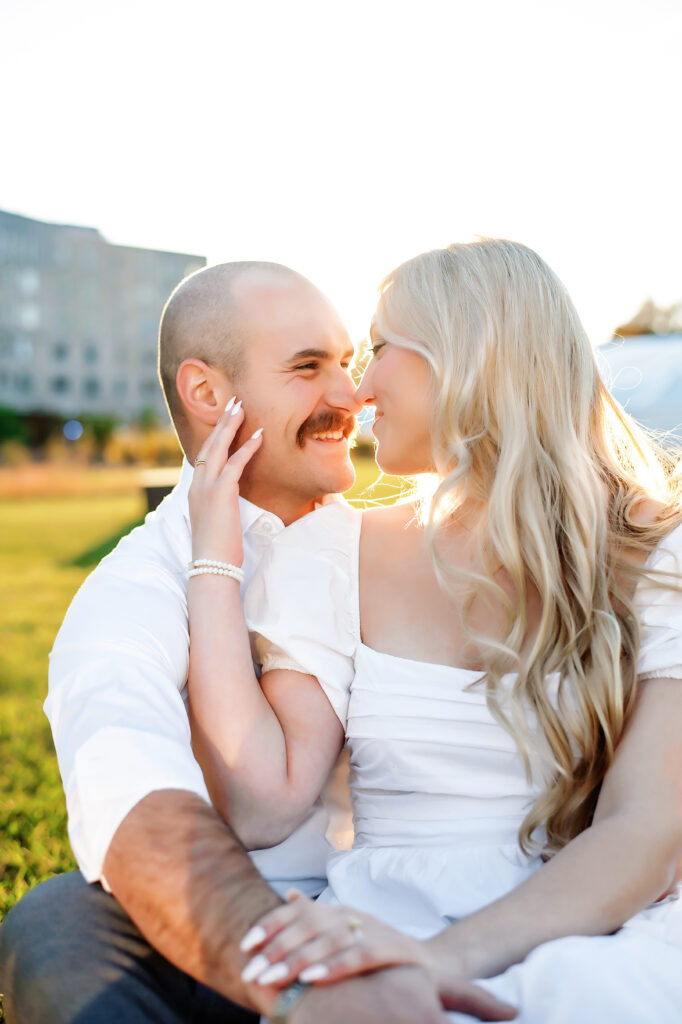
3 0 681 345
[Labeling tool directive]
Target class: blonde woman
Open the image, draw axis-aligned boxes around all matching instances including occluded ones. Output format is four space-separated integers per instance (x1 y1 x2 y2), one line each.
186 240 682 1022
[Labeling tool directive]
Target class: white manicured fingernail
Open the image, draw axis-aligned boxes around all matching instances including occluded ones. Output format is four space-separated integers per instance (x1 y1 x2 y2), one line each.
299 964 330 982
225 396 236 412
240 953 269 983
230 400 242 416
250 427 263 439
257 963 290 986
240 925 267 953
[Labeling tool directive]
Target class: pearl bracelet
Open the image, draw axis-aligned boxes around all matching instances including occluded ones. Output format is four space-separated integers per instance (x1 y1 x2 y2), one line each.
187 559 245 584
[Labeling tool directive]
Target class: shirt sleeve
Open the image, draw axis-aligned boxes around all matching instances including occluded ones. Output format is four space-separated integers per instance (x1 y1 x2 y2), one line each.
635 523 682 681
45 518 211 884
244 503 361 728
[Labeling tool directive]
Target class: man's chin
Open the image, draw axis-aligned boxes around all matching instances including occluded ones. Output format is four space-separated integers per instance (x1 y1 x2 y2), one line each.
313 461 356 499
300 440 355 492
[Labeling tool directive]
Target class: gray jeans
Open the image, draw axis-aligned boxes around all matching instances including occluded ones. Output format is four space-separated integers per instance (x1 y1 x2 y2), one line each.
0 872 259 1024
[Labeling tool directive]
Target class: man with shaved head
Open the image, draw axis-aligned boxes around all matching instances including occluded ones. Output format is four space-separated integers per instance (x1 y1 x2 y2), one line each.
0 264 449 1024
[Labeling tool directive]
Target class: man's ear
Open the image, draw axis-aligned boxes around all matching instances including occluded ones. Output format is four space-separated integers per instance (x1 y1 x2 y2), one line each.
176 359 231 427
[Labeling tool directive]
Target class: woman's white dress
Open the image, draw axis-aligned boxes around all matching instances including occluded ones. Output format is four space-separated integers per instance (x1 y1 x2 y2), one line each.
244 503 682 1023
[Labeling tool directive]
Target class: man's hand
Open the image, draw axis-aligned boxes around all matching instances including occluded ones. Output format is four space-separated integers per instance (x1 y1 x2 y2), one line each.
238 893 515 1021
288 965 516 1024
288 966 447 1024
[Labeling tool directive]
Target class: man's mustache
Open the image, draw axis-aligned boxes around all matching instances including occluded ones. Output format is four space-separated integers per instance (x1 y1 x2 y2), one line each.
296 412 355 448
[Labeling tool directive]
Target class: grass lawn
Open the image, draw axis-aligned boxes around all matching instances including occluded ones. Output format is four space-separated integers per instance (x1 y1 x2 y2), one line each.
0 454 402 1019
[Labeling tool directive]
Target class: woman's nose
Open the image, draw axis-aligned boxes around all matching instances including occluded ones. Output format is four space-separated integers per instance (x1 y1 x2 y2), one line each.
355 363 376 406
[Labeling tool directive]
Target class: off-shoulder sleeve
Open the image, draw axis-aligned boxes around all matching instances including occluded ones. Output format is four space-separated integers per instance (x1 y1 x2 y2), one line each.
244 502 362 726
635 523 682 680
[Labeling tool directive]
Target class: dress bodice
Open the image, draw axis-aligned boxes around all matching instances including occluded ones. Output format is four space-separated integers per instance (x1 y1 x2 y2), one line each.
245 502 682 855
348 642 533 850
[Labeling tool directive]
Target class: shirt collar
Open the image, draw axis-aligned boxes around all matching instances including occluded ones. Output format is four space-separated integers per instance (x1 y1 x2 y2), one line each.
175 457 346 536
177 458 285 537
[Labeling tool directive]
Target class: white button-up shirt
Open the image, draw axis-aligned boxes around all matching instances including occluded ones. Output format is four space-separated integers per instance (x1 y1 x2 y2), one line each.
45 459 343 895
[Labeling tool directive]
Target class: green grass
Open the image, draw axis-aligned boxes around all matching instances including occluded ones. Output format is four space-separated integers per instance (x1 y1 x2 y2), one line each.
0 494 146 910
0 454 400 1019
0 491 147 1021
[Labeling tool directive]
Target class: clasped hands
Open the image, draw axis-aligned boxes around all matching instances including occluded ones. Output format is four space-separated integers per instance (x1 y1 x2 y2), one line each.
240 892 516 1021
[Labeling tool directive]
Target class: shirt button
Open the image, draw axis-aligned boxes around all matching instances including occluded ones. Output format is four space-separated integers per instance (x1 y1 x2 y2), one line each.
259 518 277 535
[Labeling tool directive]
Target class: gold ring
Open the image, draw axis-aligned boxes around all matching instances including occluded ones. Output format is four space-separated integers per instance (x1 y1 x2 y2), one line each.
194 458 207 467
347 916 363 933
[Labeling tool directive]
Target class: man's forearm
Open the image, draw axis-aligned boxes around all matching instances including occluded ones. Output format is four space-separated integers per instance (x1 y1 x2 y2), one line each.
103 788 283 1014
102 790 507 1024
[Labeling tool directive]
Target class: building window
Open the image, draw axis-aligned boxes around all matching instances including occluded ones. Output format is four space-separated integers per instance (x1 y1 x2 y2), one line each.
51 377 70 394
18 303 40 330
15 375 33 394
53 342 69 361
83 378 100 398
83 344 99 365
13 336 34 362
17 268 40 295
139 379 156 396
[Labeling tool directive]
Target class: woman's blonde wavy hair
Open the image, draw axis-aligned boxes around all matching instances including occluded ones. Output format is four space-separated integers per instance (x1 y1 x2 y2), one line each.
374 239 682 854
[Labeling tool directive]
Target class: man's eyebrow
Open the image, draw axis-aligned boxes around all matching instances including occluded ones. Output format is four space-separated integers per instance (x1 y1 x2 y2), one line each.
284 347 355 364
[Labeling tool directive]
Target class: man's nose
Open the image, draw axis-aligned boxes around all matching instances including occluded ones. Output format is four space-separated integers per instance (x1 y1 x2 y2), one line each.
327 373 363 415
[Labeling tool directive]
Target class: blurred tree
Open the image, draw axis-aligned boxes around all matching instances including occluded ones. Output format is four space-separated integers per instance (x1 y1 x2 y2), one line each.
0 406 29 444
80 414 118 447
78 414 119 460
613 299 682 338
136 407 159 433
17 411 62 448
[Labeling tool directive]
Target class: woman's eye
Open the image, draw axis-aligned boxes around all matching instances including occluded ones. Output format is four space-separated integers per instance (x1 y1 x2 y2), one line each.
371 343 386 358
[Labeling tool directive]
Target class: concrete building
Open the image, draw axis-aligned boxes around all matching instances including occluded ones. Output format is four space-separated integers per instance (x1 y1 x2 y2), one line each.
0 209 205 423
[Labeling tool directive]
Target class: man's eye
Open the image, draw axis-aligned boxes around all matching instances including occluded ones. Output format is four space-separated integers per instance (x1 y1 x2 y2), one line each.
295 362 319 371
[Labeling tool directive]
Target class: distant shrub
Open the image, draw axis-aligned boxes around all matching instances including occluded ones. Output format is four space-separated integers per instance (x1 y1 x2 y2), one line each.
44 434 95 465
352 436 377 459
103 427 182 466
0 440 32 467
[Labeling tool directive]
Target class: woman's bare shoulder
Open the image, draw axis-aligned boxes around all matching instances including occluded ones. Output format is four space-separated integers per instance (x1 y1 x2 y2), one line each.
628 497 667 528
361 499 419 532
618 497 675 571
359 500 420 560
